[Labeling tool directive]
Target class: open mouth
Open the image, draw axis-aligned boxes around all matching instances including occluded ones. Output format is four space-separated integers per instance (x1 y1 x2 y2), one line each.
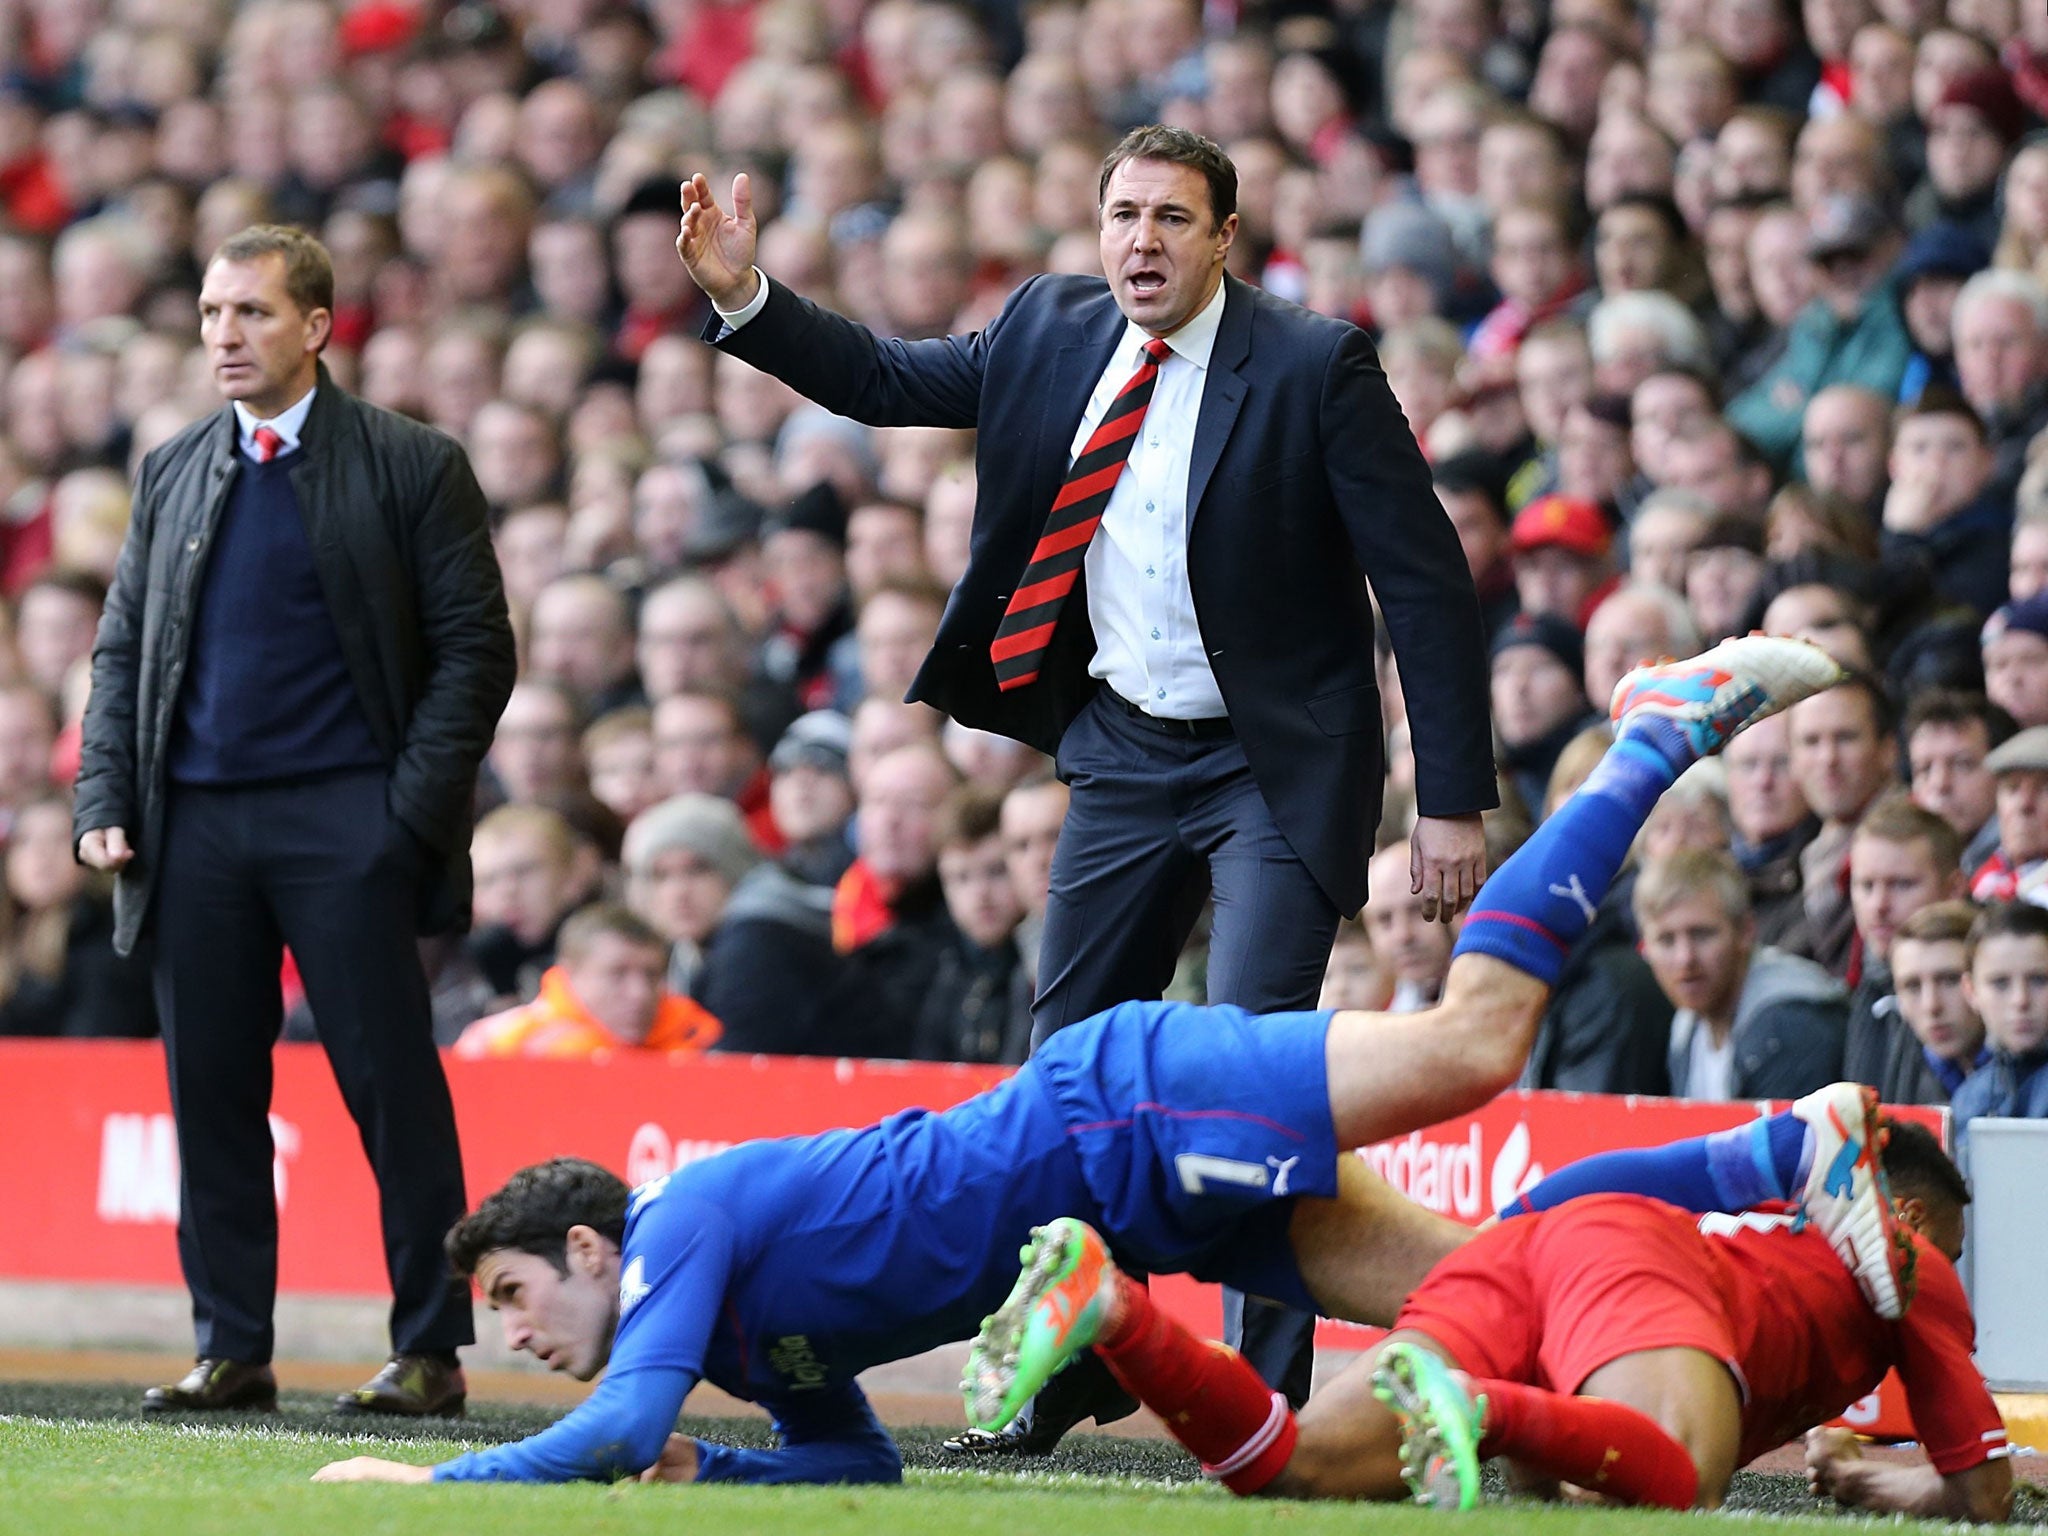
1127 270 1166 295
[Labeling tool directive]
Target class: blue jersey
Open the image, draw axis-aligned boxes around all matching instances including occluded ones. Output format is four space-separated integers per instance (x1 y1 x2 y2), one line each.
435 1000 1337 1484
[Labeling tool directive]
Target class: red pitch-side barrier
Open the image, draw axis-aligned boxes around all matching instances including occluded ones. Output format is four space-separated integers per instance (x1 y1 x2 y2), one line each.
0 1040 1942 1439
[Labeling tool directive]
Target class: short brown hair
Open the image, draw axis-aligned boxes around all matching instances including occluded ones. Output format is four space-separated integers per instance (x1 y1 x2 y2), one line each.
1893 899 1978 949
1851 791 1962 875
1098 125 1236 228
210 224 334 315
934 781 1006 852
556 901 668 965
1634 847 1751 927
1966 899 2048 965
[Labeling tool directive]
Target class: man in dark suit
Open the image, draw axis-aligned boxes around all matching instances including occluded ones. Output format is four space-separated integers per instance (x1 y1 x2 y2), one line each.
74 226 517 1417
676 127 1496 1439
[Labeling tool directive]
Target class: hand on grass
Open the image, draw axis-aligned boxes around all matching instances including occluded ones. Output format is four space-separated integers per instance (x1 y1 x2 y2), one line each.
1804 1426 1862 1501
312 1456 433 1484
639 1433 701 1484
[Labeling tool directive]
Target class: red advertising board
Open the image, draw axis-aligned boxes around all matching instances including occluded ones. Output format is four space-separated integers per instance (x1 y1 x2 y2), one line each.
0 1041 1942 1440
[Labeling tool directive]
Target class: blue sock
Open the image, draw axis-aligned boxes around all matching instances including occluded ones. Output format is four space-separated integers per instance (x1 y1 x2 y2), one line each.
1451 720 1690 988
1500 1111 1812 1220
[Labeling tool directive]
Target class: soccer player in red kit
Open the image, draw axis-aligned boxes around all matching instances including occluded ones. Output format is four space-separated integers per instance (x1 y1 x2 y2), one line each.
973 1120 2012 1522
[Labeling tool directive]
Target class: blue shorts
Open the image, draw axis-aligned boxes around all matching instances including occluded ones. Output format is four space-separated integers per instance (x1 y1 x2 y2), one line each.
1024 1000 1339 1310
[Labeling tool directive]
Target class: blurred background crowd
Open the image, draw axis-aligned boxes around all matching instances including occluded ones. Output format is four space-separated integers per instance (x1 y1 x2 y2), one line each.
1 0 2047 1145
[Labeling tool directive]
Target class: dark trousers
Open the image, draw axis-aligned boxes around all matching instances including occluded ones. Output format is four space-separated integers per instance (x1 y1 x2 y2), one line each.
153 768 473 1363
1033 690 1341 1407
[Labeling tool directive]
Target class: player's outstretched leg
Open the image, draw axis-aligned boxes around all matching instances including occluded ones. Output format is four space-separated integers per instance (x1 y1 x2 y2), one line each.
1455 633 1843 989
1497 1084 1916 1320
1794 1082 1916 1318
965 1218 1301 1494
1370 1342 1484 1511
1325 635 1846 1150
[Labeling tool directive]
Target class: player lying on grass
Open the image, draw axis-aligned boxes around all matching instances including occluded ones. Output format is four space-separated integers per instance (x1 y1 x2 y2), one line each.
972 1121 2010 1522
314 635 1861 1488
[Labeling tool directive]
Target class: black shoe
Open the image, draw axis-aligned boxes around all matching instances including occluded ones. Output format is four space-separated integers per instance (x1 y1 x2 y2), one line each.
141 1358 278 1413
333 1353 467 1418
940 1350 1136 1456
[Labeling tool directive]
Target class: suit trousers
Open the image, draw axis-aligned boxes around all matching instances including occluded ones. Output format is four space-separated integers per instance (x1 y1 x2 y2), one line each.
1033 689 1341 1406
152 767 474 1363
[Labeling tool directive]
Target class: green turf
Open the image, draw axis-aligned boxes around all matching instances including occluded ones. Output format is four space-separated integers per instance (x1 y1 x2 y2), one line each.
2 1381 2042 1535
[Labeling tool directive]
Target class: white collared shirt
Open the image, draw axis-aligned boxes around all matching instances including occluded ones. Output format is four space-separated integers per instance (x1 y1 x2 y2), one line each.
232 386 317 462
1077 278 1227 720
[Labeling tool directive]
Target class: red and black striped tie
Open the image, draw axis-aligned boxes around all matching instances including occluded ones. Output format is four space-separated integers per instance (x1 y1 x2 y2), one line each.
991 337 1172 691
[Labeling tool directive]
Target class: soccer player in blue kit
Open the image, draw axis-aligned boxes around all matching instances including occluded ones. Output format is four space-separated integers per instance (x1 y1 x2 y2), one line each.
314 636 1869 1489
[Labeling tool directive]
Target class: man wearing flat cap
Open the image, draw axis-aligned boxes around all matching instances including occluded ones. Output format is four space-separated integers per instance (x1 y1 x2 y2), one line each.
1968 726 2048 905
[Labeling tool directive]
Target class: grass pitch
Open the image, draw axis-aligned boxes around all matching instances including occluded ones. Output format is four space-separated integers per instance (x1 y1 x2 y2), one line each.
3 1381 2044 1536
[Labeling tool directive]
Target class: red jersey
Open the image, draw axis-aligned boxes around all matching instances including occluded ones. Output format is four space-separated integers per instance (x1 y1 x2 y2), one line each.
1396 1195 2005 1474
1695 1206 2004 1472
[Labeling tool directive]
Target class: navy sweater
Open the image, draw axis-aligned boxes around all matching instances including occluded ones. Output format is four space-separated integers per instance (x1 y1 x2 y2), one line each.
168 448 386 784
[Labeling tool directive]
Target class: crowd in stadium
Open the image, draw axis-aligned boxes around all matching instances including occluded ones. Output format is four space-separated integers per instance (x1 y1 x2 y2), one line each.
0 0 2044 1150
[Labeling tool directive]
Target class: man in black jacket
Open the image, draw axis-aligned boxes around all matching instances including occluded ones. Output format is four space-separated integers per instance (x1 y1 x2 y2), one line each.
73 226 516 1417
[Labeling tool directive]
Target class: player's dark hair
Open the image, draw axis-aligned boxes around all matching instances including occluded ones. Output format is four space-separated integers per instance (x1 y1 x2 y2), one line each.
1098 125 1237 229
446 1157 631 1278
1879 1120 1971 1215
1902 689 2015 754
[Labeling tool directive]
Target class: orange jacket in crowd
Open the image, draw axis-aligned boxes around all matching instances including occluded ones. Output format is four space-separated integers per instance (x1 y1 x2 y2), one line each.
453 966 723 1059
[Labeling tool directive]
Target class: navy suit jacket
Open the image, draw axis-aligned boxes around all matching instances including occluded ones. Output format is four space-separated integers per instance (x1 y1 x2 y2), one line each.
711 272 1495 914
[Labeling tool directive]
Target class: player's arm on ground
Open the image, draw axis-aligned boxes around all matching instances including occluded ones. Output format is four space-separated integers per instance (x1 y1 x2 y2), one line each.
643 1381 902 1486
1805 1428 2012 1523
1820 1238 2015 1524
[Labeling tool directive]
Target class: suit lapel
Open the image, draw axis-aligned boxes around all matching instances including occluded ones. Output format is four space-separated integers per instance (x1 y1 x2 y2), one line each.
1187 276 1252 527
1029 297 1127 537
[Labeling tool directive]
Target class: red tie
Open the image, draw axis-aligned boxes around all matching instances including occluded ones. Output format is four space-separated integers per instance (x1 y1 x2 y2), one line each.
991 337 1171 691
252 426 284 463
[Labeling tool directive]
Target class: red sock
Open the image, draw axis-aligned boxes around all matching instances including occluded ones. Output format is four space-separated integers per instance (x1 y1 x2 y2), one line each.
1094 1273 1297 1495
1471 1379 1699 1509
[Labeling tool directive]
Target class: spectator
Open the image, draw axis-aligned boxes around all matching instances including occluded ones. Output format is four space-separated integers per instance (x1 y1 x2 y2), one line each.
1881 900 1990 1105
850 574 945 708
1903 689 2013 874
1491 612 1602 821
1841 794 1967 1085
1365 839 1455 1012
582 707 662 826
1317 915 1392 1011
763 710 855 888
1722 708 1819 944
1786 673 1898 975
441 804 597 1038
1952 269 2048 508
1626 489 1712 594
914 784 1032 1064
1892 222 1991 404
1637 847 1848 1099
1727 192 1911 469
1981 594 2048 729
1798 384 1892 513
14 570 103 704
759 482 853 714
0 793 153 1038
1952 900 2048 1155
1879 388 2008 618
1971 725 2048 903
1913 68 2027 247
1509 494 1618 627
1661 418 1774 522
488 680 584 806
1583 582 1702 715
1432 451 1519 640
1000 772 1067 999
651 687 768 829
455 903 722 1058
1685 513 1771 642
526 572 641 717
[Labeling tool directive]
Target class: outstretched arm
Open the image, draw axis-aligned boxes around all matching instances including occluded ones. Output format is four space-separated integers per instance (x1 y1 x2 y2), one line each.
1806 1428 2012 1524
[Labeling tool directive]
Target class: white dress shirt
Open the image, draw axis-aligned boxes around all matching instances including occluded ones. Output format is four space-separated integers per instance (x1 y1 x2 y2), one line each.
232 387 317 461
718 271 1229 718
1073 278 1226 720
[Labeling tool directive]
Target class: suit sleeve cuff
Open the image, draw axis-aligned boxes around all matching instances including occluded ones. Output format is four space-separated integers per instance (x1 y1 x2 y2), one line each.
713 271 771 333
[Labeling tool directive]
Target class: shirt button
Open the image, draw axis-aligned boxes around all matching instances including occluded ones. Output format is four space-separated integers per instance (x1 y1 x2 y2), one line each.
186 537 200 551
1145 500 1155 512
1148 437 1158 447
1151 627 1161 639
1156 688 1167 701
1145 565 1155 577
